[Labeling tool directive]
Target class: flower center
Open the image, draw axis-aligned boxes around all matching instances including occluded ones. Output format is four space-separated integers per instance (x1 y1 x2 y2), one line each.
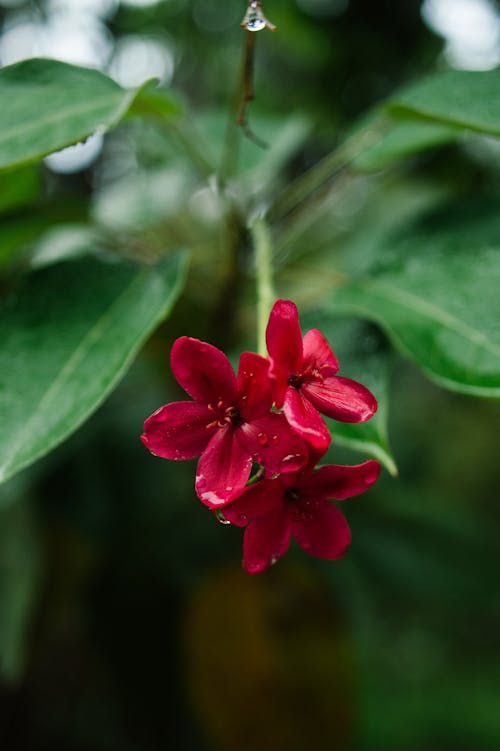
286 491 319 522
288 373 303 389
289 365 324 390
207 401 242 430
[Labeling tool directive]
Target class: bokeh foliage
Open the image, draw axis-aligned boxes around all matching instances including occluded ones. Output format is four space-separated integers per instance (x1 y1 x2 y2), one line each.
1 1 500 750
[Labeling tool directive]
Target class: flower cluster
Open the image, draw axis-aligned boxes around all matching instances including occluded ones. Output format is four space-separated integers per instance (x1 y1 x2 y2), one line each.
141 299 380 573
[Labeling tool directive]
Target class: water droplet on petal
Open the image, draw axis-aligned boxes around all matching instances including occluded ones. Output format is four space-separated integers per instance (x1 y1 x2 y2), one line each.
239 513 248 523
271 434 280 445
253 453 263 464
257 431 269 446
280 452 303 469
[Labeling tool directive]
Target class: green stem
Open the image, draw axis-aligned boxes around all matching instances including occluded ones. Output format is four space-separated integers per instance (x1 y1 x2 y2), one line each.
218 30 250 185
250 216 275 356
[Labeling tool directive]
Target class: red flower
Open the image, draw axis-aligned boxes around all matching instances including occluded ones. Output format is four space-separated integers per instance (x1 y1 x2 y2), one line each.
141 337 308 508
223 453 381 573
266 300 378 448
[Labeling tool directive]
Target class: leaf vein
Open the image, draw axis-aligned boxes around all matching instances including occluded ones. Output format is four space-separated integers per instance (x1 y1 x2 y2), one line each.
0 269 148 482
369 280 500 358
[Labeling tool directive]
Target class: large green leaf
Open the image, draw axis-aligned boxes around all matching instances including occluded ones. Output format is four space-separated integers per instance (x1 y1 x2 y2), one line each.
0 59 180 171
386 69 500 137
0 252 188 484
352 115 461 173
301 313 397 475
327 203 500 397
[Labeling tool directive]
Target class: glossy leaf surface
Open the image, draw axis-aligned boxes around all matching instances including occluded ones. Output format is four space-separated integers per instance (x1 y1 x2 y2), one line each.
386 69 500 137
0 252 187 483
328 204 500 397
0 59 179 171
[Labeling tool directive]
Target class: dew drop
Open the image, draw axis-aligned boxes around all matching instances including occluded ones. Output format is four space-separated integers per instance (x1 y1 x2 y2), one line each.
271 434 280 445
239 513 248 523
247 17 266 31
280 452 303 469
253 453 263 464
257 431 269 446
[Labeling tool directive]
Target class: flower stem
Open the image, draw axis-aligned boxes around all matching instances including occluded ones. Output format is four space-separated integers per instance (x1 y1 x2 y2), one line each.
250 216 275 356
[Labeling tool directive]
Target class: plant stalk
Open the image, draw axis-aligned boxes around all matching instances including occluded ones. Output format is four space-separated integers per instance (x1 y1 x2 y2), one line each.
250 216 275 356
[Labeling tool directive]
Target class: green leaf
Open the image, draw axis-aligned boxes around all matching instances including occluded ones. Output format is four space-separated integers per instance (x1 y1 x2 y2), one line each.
352 115 461 173
0 59 177 172
0 252 188 484
386 68 500 137
301 313 397 475
327 202 500 397
129 81 184 121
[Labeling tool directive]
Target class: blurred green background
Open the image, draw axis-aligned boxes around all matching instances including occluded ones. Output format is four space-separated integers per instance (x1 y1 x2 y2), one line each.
1 0 500 749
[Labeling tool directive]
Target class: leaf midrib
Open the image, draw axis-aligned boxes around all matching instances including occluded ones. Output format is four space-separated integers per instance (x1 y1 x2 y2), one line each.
0 92 125 149
365 279 500 358
385 104 500 138
0 268 149 482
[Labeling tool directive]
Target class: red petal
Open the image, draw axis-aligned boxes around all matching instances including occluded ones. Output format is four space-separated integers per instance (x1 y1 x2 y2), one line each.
223 479 283 527
298 460 381 500
141 401 213 459
195 425 253 508
171 337 237 405
302 329 339 375
236 351 273 420
266 300 303 407
238 412 309 475
242 508 292 574
283 387 331 449
302 375 377 423
292 500 351 560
